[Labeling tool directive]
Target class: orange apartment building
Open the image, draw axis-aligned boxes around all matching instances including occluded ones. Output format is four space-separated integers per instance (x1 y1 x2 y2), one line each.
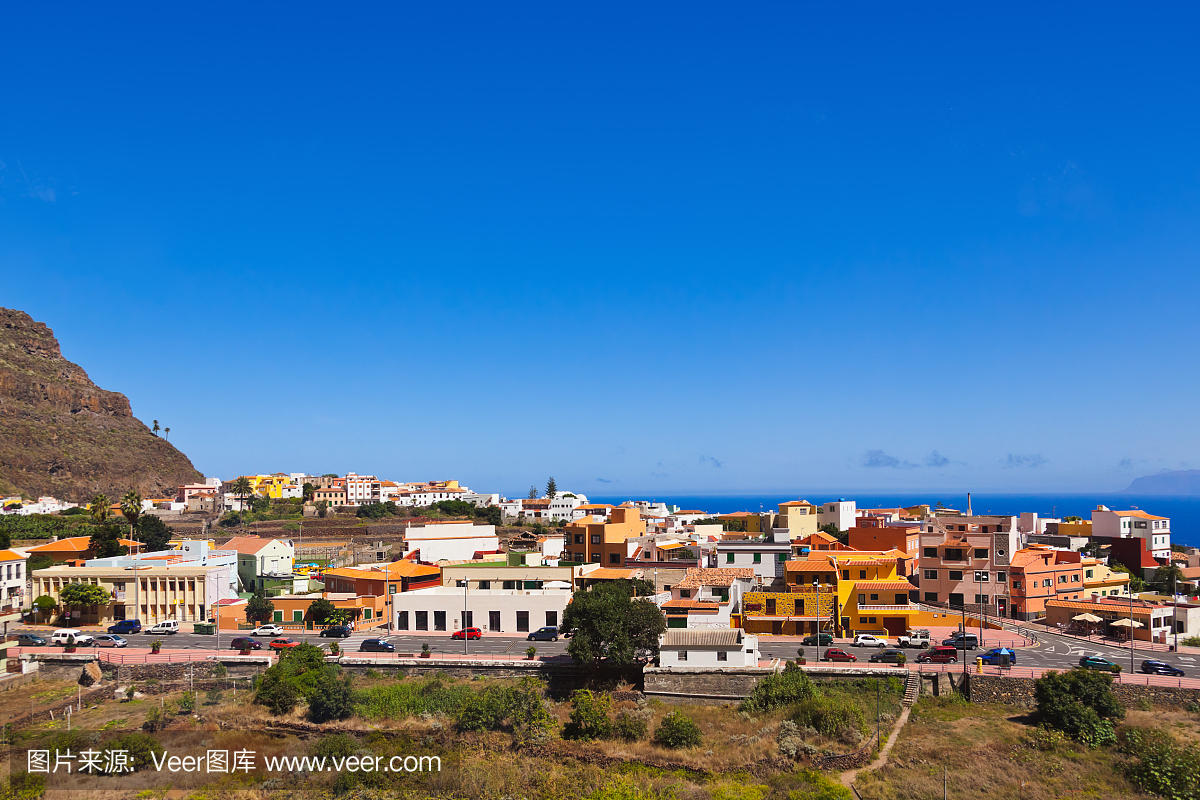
564 508 646 565
1008 545 1085 621
847 517 920 558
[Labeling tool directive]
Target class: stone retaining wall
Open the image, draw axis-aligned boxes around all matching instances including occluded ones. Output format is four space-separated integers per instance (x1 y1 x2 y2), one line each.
338 658 641 696
643 666 781 701
967 673 1200 708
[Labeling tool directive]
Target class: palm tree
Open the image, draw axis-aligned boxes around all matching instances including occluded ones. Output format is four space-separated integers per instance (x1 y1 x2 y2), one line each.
163 427 170 441
231 476 253 512
152 420 160 436
120 490 142 545
90 494 110 524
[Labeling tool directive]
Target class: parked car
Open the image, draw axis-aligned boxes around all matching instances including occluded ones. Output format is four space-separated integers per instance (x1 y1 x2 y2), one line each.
801 632 834 647
16 633 47 647
1141 659 1184 676
93 634 127 648
108 619 142 634
821 648 858 662
50 629 93 647
252 624 283 636
941 633 979 650
146 620 179 635
980 647 1017 665
230 637 262 650
852 634 887 648
359 638 395 653
1079 655 1121 672
869 649 907 664
527 626 559 642
268 638 301 650
916 646 959 664
319 625 351 638
452 627 483 640
897 629 932 649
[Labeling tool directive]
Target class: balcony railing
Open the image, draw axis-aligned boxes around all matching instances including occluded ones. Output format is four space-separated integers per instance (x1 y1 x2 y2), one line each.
856 604 915 612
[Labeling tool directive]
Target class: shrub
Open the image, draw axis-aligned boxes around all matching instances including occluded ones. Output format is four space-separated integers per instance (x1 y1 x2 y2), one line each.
256 671 300 715
204 688 223 706
613 710 649 742
176 691 196 714
1034 668 1123 745
1119 726 1200 800
308 672 353 723
102 733 164 772
739 665 817 713
144 706 165 732
212 663 227 678
790 695 867 740
653 711 702 749
563 690 614 741
353 676 474 720
1182 636 1200 648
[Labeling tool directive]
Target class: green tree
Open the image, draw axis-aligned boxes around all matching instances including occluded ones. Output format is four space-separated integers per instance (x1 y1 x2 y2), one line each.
1149 564 1185 594
32 594 56 621
152 420 160 436
653 711 702 749
1034 668 1124 746
546 477 557 500
137 515 174 552
307 598 336 624
59 582 111 612
120 490 142 542
1110 561 1146 593
231 477 253 511
302 483 315 502
528 485 538 499
307 670 353 723
560 581 666 666
562 689 613 740
90 493 110 524
316 500 328 519
246 591 275 624
88 524 128 558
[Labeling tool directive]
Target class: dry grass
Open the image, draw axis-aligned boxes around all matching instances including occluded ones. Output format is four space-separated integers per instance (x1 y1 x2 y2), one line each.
853 696 1143 800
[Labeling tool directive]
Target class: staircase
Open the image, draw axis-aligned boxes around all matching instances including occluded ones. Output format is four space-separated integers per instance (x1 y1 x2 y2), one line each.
903 670 920 706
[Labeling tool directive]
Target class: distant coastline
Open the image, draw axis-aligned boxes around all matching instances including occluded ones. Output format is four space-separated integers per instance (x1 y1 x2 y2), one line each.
1121 469 1200 495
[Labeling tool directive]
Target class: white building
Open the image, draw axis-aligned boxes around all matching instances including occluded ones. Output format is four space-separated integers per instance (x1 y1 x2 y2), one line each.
460 492 500 507
714 541 790 582
0 496 72 516
1092 506 1172 562
662 567 755 629
403 522 500 563
391 585 572 634
344 473 382 506
0 549 29 613
548 493 588 521
657 629 759 668
815 500 857 532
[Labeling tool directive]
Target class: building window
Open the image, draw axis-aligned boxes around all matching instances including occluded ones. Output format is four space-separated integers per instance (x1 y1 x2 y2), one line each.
546 611 557 627
996 571 1006 583
1071 574 1080 582
397 611 408 630
949 571 963 581
945 549 963 561
678 650 687 661
924 592 938 602
434 611 447 631
974 549 988 559
415 610 428 630
575 535 584 544
680 590 691 599
1058 575 1067 584
868 617 877 624
479 581 491 589
858 594 866 604
778 553 787 562
924 569 937 580
591 554 601 563
870 593 879 602
975 572 989 582
859 570 867 579
516 611 529 632
717 650 728 661
727 553 735 564
842 570 849 580
591 534 601 545
753 553 762 563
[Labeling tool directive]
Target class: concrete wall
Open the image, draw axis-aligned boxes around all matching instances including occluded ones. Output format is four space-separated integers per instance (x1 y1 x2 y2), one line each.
644 666 781 701
966 673 1200 709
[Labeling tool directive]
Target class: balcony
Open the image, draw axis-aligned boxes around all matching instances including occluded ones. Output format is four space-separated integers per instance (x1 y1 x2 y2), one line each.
857 604 917 613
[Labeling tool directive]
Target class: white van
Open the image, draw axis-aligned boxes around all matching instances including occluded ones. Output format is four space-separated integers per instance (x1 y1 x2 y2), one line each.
146 620 180 635
51 629 94 646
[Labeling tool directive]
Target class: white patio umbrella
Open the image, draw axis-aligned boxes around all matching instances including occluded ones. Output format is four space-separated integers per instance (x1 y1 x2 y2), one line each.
1110 618 1144 628
1073 613 1102 623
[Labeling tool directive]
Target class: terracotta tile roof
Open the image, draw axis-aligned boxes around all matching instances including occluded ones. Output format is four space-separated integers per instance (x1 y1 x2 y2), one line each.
584 568 641 580
851 581 915 592
384 561 441 578
674 567 756 589
1110 510 1168 520
784 559 837 570
661 599 722 612
219 537 284 555
1046 599 1165 614
0 549 27 561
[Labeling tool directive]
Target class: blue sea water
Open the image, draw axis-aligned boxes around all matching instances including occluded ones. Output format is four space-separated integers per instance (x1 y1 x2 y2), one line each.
591 493 1200 547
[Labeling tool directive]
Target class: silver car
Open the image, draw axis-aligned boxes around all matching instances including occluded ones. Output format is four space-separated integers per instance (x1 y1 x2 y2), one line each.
93 634 127 648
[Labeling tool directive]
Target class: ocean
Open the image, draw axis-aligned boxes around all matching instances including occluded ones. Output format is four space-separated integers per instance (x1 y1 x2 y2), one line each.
590 493 1200 547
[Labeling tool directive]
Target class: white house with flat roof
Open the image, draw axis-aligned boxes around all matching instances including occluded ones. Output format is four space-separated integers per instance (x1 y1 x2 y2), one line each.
391 585 572 635
1092 506 1171 562
403 522 499 563
657 628 759 668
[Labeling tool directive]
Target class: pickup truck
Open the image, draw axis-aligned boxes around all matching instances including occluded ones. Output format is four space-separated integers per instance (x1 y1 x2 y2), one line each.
896 629 932 649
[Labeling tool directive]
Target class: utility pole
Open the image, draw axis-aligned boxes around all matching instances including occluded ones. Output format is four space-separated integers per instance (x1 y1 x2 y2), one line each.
463 577 468 656
1130 589 1135 676
1174 573 1179 654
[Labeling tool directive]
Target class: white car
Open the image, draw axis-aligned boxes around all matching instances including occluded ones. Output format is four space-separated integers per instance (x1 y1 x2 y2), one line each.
252 624 283 636
853 634 888 648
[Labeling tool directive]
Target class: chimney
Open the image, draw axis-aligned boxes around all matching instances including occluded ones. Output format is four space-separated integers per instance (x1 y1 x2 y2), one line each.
967 493 973 517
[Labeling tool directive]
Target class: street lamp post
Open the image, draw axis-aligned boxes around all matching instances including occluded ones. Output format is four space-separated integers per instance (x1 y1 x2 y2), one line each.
463 577 468 656
1130 589 1135 675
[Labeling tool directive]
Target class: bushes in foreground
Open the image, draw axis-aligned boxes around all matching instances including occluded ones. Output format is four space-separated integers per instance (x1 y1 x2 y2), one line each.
1034 668 1123 747
739 664 816 713
653 711 702 749
1119 726 1200 800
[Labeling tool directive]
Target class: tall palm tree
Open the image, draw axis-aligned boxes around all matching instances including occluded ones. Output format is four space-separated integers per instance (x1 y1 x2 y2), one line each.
231 476 253 512
163 427 170 441
90 494 110 524
120 490 142 545
152 420 160 436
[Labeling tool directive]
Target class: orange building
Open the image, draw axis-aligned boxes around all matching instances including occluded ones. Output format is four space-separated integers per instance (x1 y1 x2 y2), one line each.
322 561 441 596
26 535 142 565
847 517 920 558
564 508 646 565
1008 545 1085 621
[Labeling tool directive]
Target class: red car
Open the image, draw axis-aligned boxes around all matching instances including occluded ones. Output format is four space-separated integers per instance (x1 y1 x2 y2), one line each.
821 648 858 662
451 627 482 640
269 638 301 650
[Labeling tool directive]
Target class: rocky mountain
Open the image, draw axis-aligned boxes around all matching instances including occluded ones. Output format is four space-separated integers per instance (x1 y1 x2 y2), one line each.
1122 469 1200 495
0 307 203 502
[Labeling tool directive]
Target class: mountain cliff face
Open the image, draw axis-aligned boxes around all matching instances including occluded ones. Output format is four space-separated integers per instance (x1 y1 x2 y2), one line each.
1123 470 1200 495
0 307 203 501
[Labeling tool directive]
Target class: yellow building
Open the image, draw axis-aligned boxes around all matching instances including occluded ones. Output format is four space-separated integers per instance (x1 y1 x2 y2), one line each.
1057 520 1093 538
742 550 918 636
1082 558 1132 599
775 501 819 538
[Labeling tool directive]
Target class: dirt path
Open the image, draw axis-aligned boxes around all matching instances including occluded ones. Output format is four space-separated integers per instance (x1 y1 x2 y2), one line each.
840 704 911 790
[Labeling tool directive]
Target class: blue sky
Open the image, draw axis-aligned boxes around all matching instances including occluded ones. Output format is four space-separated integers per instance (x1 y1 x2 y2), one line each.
3 3 1199 497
